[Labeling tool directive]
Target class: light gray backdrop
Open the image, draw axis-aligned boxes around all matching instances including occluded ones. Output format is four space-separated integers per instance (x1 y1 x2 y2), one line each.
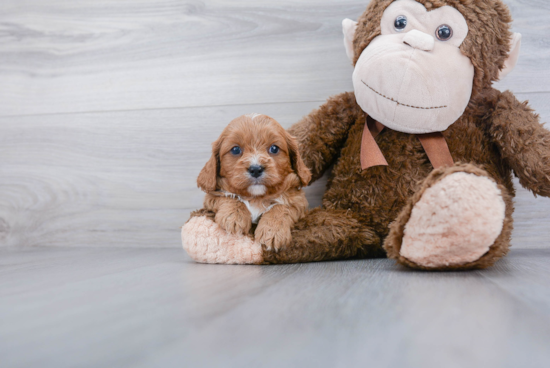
1 0 549 249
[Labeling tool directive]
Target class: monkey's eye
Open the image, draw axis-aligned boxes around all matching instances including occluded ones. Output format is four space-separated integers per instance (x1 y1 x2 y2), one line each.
436 24 453 41
394 15 407 31
269 145 280 154
230 146 242 155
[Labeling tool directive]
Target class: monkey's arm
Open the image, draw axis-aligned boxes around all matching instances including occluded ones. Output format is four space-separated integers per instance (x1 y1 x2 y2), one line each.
489 91 550 197
288 92 361 183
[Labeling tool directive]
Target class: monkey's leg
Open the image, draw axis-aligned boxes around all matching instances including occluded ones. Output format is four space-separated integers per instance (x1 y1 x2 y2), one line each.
182 208 383 265
384 164 514 271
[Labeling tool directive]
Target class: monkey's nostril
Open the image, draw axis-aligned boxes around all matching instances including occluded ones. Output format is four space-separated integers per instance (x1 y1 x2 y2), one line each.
248 165 265 178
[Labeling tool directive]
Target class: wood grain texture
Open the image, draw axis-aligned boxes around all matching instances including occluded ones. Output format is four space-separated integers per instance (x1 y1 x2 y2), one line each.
1 247 550 368
0 0 549 249
1 95 548 249
0 101 327 248
0 0 360 116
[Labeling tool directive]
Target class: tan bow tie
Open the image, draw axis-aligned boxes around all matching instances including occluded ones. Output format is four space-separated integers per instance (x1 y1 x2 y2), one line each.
360 114 454 170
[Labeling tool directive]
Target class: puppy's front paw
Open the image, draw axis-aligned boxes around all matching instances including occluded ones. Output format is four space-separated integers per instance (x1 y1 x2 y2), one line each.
255 222 292 251
215 210 252 236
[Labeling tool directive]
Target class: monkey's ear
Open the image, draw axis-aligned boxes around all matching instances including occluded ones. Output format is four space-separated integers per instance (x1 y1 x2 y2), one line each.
286 132 311 187
343 19 358 62
197 140 220 193
498 33 522 80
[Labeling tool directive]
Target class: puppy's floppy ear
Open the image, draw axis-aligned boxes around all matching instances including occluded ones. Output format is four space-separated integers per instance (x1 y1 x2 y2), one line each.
285 131 311 187
197 139 221 193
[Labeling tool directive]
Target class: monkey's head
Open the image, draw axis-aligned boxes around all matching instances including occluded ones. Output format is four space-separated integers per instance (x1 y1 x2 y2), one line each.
343 0 521 134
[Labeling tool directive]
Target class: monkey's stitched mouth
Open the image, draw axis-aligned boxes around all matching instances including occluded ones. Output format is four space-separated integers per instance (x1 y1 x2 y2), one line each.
361 80 447 110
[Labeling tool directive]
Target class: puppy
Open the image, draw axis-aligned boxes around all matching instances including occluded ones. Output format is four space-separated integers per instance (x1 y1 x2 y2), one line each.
197 113 311 251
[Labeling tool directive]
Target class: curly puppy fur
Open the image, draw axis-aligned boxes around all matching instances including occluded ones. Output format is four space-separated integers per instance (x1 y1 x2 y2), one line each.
186 0 550 270
197 114 311 251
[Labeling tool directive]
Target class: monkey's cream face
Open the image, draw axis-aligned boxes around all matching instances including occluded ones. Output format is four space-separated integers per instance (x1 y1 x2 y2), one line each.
351 0 474 134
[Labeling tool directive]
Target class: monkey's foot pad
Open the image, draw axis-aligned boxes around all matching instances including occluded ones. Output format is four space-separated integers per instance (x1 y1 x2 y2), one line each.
400 172 506 268
182 216 263 264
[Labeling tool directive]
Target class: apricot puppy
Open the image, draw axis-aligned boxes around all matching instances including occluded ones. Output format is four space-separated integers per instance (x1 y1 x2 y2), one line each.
197 114 311 251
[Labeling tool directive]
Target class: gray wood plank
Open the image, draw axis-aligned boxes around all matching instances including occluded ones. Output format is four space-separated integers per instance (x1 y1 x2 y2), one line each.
1 247 550 368
0 0 548 117
1 93 549 249
0 0 359 116
0 101 327 248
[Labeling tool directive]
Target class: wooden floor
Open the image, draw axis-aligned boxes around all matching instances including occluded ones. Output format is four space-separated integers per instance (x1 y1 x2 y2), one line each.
1 0 550 367
1 247 550 368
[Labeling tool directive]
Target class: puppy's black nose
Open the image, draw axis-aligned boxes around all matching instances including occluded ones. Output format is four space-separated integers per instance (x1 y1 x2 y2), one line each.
248 165 265 178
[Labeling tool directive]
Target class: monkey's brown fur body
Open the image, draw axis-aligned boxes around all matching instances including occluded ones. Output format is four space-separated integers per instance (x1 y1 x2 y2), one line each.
185 0 550 270
261 86 546 268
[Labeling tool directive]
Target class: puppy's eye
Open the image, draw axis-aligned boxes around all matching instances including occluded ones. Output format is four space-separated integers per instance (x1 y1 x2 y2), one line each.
436 24 453 41
269 145 280 154
394 15 407 32
230 146 242 155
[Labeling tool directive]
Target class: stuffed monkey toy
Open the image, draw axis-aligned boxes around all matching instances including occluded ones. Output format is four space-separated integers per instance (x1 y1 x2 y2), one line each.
183 0 550 270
